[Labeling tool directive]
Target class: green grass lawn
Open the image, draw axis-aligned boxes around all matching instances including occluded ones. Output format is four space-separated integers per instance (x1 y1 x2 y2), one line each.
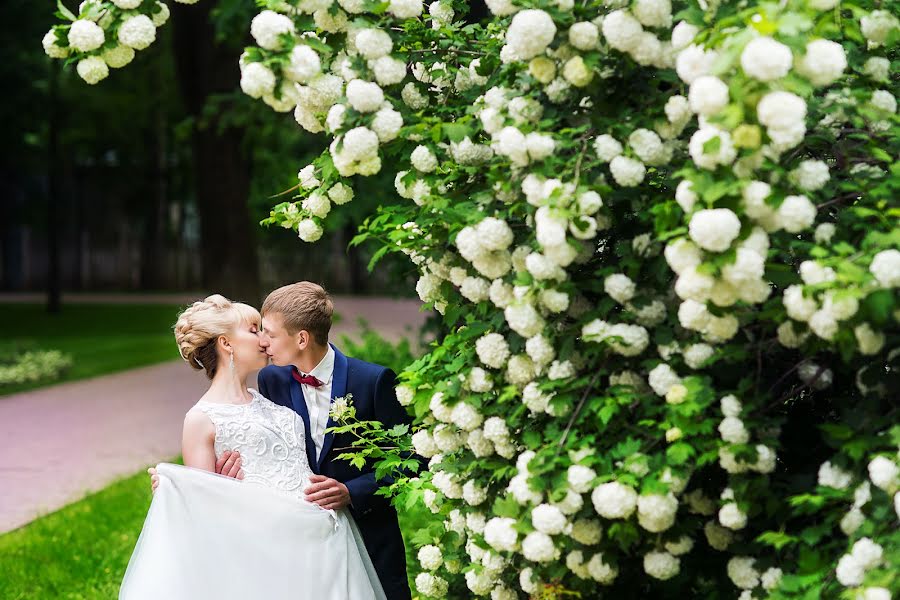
0 304 184 396
0 460 430 600
0 320 425 598
0 468 158 600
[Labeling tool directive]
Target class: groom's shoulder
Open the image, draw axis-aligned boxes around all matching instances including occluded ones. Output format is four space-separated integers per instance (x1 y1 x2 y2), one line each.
345 355 393 381
259 364 293 382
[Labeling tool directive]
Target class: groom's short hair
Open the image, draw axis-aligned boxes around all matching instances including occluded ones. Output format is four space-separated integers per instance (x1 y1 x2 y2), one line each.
261 281 333 345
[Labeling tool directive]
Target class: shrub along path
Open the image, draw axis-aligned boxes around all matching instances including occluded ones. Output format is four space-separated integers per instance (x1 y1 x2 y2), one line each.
0 295 427 534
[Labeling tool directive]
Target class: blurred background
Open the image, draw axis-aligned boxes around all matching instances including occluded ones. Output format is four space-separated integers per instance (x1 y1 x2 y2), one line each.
0 3 432 596
1 0 412 305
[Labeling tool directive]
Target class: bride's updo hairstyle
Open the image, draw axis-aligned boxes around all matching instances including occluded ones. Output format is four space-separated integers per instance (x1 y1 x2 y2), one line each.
174 294 261 379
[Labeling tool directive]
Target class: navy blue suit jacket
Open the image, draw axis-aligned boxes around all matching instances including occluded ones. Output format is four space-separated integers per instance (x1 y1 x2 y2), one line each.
257 345 411 600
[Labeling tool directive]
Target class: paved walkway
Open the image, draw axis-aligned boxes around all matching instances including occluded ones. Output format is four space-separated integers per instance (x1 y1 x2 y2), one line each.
0 296 429 534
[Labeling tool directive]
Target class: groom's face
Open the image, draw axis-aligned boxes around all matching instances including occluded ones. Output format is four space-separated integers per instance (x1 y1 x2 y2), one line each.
259 312 303 367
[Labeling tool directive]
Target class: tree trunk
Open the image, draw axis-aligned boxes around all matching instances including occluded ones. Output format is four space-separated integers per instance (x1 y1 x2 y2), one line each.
171 2 260 303
140 60 169 290
46 61 61 313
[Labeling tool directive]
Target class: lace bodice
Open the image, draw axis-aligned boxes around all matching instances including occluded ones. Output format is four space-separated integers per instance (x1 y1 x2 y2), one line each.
193 389 314 503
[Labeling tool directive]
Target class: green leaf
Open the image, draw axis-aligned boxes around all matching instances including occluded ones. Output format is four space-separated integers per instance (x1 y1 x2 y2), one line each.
666 442 695 465
58 0 76 21
442 123 470 143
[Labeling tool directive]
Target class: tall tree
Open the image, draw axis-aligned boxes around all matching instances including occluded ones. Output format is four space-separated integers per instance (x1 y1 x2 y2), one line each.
171 1 260 302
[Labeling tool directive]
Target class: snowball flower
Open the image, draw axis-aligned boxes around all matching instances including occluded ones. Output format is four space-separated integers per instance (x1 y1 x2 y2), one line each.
836 553 865 587
790 160 830 191
870 249 900 287
297 219 323 242
757 91 807 132
644 551 680 580
569 22 599 50
609 156 646 187
240 62 276 98
648 363 681 396
851 537 883 570
861 10 899 46
718 417 749 444
505 9 557 60
604 274 636 304
870 90 897 114
415 572 448 597
637 493 678 532
671 21 698 49
594 135 624 162
567 465 596 493
633 0 672 28
117 14 157 50
476 333 510 369
818 461 853 489
689 76 729 116
592 481 637 519
68 19 105 52
719 502 747 530
418 545 443 570
676 44 716 84
410 145 438 173
355 28 393 59
76 56 109 85
285 45 321 82
102 45 135 69
741 37 792 81
728 557 760 589
532 504 567 534
42 30 68 58
521 531 558 562
602 10 643 53
250 10 294 50
776 195 816 233
346 79 384 113
854 323 885 355
689 208 741 252
797 39 846 86
484 517 518 552
689 127 736 170
868 456 899 491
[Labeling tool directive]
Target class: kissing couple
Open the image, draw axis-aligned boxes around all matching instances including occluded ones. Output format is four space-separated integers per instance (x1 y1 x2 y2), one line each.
120 282 412 600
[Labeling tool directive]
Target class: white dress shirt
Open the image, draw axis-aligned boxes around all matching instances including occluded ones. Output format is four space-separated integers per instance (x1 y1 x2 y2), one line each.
298 346 335 462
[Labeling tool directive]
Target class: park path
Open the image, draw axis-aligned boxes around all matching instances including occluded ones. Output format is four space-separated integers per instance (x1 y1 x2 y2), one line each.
0 295 428 535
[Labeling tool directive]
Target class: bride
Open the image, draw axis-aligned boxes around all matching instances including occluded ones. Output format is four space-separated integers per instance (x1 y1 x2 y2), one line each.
119 295 386 600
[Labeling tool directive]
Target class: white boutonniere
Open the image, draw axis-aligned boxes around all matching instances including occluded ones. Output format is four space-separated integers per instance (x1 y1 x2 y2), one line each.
330 393 355 423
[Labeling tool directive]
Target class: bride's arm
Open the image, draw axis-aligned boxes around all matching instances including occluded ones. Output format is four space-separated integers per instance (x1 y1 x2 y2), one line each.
182 410 217 472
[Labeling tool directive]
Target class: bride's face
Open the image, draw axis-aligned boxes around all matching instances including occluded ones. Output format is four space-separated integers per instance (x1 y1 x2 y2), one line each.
228 320 269 372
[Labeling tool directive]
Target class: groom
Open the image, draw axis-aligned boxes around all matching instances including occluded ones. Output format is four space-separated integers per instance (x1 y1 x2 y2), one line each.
213 282 412 599
258 281 411 598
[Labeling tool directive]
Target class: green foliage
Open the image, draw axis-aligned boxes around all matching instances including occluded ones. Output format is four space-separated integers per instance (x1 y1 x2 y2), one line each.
0 304 182 396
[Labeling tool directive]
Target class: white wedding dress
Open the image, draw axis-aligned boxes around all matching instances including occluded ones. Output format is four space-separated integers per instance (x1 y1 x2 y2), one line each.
119 389 386 600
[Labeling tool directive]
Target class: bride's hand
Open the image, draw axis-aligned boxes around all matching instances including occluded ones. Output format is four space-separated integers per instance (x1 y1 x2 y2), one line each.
148 467 159 493
304 475 350 510
215 450 245 480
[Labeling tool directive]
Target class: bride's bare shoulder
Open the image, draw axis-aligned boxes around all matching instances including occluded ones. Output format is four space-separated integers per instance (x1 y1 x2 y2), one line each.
182 407 215 437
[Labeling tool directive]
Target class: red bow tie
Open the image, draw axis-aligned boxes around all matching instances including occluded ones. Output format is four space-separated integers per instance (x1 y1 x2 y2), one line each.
292 370 323 388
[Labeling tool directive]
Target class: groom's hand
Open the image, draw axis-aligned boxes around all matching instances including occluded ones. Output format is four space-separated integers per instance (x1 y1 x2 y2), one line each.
215 450 245 480
305 475 351 510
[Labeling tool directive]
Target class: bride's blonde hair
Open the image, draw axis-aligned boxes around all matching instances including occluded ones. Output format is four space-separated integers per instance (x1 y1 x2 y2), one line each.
174 294 261 379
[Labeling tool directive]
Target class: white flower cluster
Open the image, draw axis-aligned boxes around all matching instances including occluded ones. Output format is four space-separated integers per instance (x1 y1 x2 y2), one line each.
836 538 883 587
603 9 672 68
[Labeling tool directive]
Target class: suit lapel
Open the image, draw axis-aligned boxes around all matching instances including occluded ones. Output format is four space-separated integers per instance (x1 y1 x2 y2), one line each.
289 369 319 473
318 344 348 471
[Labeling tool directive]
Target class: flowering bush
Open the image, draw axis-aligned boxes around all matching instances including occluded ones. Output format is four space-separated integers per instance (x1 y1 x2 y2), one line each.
46 0 900 597
0 350 73 387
